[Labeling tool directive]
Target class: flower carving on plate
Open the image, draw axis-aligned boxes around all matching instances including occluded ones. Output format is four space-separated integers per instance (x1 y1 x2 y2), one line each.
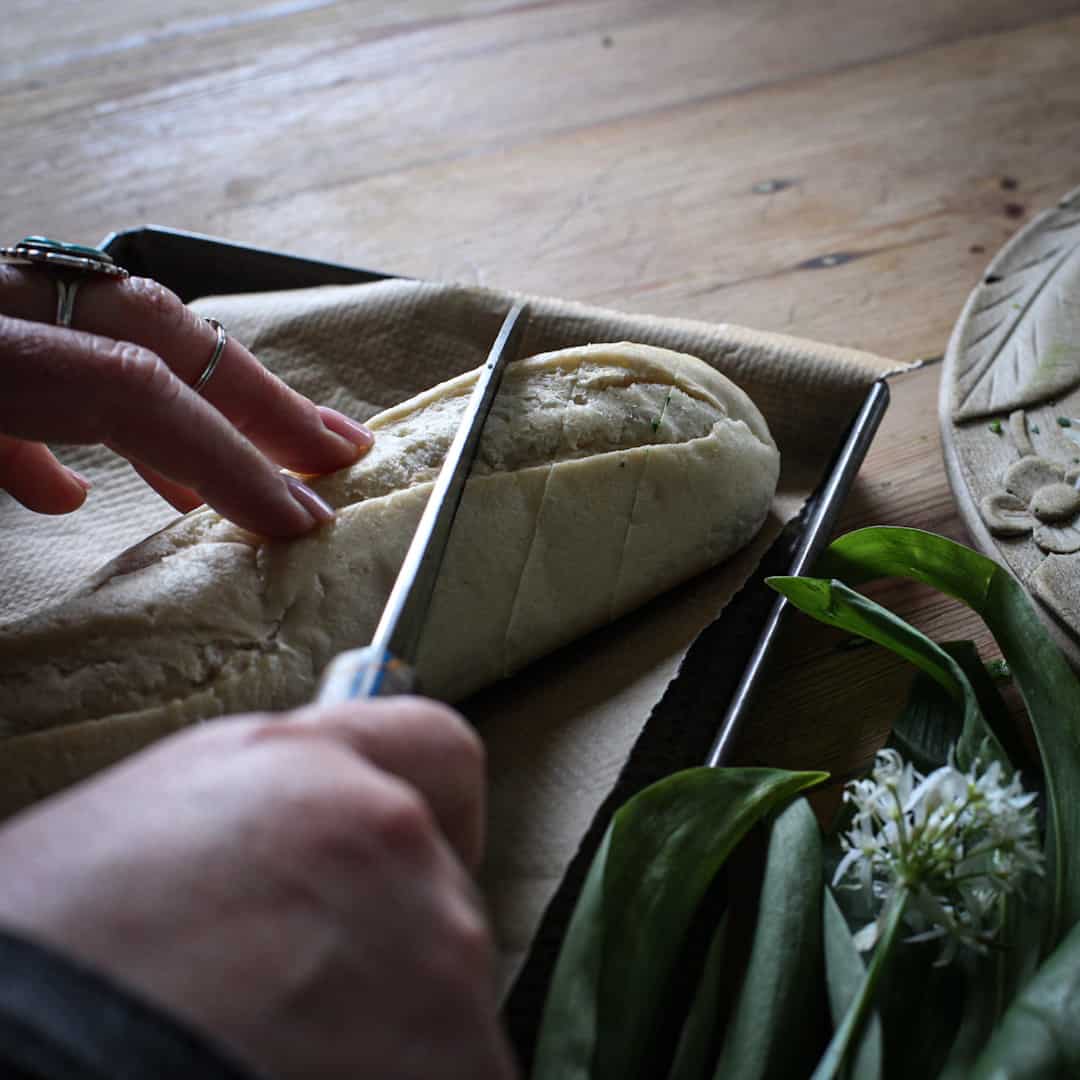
981 448 1080 555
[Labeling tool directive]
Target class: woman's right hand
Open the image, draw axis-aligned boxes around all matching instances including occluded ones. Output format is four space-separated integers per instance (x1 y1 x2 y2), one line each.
0 697 517 1080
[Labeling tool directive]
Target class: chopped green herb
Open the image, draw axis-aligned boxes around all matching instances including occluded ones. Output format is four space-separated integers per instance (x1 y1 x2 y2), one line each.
1058 417 1073 428
989 419 1003 435
986 658 1011 681
1032 424 1041 434
651 389 674 433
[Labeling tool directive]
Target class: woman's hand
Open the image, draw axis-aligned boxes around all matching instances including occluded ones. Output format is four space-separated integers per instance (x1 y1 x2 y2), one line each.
0 264 373 537
0 698 516 1080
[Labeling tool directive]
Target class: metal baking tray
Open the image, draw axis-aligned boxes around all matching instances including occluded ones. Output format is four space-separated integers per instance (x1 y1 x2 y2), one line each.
101 224 889 1060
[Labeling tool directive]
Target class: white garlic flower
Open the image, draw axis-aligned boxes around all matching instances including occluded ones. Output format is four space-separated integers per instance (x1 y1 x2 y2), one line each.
833 748 1043 962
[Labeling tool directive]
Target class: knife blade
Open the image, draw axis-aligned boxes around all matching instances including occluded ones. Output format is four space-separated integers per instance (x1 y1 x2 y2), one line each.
315 302 530 702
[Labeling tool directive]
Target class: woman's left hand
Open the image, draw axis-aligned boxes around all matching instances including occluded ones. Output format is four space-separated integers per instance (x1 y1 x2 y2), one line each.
0 263 373 537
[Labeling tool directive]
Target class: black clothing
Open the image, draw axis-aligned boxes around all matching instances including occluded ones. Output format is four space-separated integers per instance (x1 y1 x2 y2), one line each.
0 928 257 1079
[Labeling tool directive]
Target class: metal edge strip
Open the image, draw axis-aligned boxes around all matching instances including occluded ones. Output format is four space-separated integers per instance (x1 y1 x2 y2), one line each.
705 377 890 766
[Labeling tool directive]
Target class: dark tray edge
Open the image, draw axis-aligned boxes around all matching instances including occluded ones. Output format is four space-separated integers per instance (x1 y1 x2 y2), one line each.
102 224 397 301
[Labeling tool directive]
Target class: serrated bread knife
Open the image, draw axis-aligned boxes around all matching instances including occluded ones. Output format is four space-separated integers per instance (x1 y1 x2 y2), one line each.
315 302 529 702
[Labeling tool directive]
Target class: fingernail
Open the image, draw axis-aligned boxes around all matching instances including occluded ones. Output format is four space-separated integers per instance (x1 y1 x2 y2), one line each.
284 475 335 525
67 468 92 492
318 406 374 451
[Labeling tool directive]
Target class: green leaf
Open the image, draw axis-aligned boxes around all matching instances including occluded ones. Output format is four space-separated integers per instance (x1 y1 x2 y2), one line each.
714 797 825 1080
934 889 1044 1079
822 887 882 1080
531 830 611 1080
944 640 1037 777
666 911 729 1080
936 960 1012 1079
888 662 963 774
767 576 1006 771
875 943 967 1080
812 889 910 1080
811 526 1080 950
531 767 826 1080
969 917 1080 1077
889 641 1027 775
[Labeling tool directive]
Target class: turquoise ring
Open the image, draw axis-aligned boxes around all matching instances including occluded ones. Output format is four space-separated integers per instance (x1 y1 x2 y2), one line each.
0 235 129 327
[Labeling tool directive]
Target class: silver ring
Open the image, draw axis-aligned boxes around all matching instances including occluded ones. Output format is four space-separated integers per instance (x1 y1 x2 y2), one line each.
192 318 227 395
55 278 81 327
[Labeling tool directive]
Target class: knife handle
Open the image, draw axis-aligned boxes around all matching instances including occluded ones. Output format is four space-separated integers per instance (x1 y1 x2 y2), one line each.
315 645 417 703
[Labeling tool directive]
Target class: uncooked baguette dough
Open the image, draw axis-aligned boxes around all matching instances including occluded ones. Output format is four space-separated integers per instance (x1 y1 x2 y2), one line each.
0 343 779 788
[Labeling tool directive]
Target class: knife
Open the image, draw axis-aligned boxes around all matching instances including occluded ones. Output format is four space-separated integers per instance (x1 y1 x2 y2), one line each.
315 302 530 702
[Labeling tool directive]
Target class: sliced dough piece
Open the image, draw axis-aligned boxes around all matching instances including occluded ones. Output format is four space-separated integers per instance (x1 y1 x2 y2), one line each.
0 343 779 804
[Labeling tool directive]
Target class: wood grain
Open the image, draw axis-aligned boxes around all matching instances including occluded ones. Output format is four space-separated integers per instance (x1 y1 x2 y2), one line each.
4 0 1080 782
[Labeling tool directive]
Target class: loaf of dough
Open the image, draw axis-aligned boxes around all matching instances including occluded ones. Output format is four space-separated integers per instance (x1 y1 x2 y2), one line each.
0 342 779 775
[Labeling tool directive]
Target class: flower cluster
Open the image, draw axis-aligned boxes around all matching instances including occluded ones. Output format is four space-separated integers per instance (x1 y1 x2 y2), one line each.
834 748 1043 962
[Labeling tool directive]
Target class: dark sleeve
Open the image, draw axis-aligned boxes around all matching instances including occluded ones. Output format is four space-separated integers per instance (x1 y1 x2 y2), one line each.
0 927 261 1080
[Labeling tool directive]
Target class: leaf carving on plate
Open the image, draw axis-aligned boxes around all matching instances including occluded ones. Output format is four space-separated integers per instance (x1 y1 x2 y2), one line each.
952 199 1080 422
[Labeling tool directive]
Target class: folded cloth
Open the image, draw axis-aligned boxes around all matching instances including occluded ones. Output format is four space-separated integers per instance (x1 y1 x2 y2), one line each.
0 278 897 992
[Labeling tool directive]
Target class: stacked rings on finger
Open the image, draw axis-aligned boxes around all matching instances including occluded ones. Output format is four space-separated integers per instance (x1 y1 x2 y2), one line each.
192 318 227 395
0 236 129 328
3 237 230 397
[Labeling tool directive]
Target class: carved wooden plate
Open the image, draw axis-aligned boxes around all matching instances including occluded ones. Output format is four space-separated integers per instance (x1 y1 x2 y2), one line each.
941 184 1080 666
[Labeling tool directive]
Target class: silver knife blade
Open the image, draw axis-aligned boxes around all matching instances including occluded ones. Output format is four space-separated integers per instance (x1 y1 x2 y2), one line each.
316 301 530 701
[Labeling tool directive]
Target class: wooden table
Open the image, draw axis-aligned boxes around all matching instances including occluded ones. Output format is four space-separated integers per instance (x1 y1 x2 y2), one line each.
5 0 1080 792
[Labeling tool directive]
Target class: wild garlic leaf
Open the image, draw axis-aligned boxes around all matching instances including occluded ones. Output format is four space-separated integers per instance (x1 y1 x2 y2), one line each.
714 798 824 1080
531 767 825 1080
970 917 1080 1076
